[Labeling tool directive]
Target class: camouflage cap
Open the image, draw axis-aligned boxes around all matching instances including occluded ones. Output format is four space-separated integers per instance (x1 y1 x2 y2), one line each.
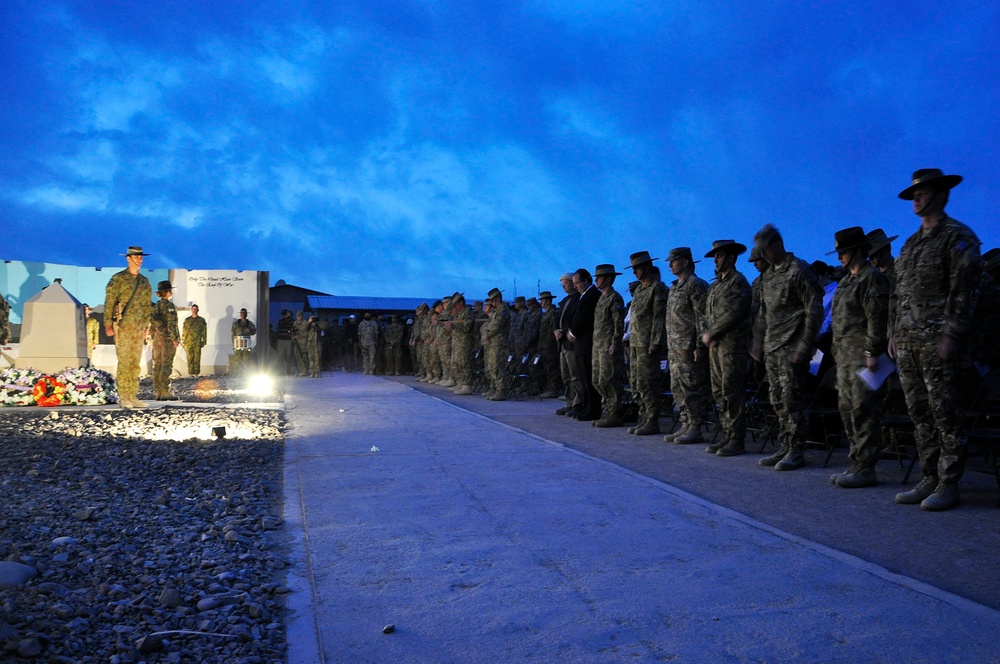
666 247 699 264
514 295 526 303
754 224 782 251
748 245 764 262
898 168 963 200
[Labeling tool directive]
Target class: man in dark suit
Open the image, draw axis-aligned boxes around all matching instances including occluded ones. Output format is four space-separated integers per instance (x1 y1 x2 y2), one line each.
567 268 602 420
554 273 581 415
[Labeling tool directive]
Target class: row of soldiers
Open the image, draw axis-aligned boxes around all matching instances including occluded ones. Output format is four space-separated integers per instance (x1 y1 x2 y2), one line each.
408 168 996 513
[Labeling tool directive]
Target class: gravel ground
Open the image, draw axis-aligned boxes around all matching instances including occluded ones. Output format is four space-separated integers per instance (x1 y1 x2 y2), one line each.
0 376 288 662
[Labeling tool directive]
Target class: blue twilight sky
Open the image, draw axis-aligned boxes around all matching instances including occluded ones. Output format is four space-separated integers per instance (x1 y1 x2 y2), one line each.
2 1 998 300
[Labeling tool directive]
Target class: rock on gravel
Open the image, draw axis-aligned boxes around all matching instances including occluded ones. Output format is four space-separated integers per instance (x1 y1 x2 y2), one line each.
0 401 288 662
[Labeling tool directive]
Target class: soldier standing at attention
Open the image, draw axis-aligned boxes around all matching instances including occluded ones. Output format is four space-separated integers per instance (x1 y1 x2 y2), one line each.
591 264 626 427
150 281 180 400
182 304 208 375
84 304 100 359
890 169 981 511
663 248 710 444
481 287 511 401
358 312 380 375
537 291 562 398
292 311 310 376
104 246 153 409
700 240 753 457
275 310 295 375
0 292 9 345
626 251 668 436
751 225 824 471
828 227 890 488
305 315 321 377
448 293 475 395
384 315 405 376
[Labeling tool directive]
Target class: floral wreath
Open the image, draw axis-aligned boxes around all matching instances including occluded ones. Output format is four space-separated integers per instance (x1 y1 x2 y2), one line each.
33 375 67 407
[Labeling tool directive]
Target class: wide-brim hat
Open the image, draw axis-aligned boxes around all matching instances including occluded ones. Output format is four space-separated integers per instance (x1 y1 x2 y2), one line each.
156 280 173 293
665 247 699 264
628 280 640 291
594 263 622 277
628 251 658 269
898 168 963 200
827 226 870 256
123 246 150 257
539 290 554 300
487 287 504 300
514 295 526 303
865 228 899 256
704 239 747 258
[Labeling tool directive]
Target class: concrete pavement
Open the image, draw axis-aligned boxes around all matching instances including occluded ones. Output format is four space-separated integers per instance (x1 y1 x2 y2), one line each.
283 374 1000 663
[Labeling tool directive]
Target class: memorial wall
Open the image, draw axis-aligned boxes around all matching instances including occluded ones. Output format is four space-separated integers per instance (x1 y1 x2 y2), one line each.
1 260 269 376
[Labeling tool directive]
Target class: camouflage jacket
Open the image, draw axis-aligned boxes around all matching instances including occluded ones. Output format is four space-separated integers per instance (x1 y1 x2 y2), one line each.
831 263 889 363
0 294 8 344
104 270 152 330
384 322 404 346
754 253 824 356
150 298 180 345
628 280 668 349
666 273 709 351
87 316 100 348
481 302 511 348
293 319 310 344
358 319 379 347
231 318 256 339
890 214 981 343
538 307 559 355
182 315 207 348
593 286 625 349
702 269 752 345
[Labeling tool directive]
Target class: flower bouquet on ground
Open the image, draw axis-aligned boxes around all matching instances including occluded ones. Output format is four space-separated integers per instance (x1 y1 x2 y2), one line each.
33 375 67 407
58 367 119 406
0 367 41 407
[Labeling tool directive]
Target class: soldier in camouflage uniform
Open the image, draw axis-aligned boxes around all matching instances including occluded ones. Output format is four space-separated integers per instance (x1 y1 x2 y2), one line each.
182 304 208 375
827 227 890 488
0 292 9 345
104 246 153 408
481 287 511 400
700 240 753 457
751 225 824 471
537 291 562 398
973 249 1000 370
663 248 710 444
384 315 405 375
358 312 379 375
626 251 668 435
510 296 527 356
890 169 981 511
448 293 475 395
748 246 770 383
84 304 100 359
420 301 443 382
230 308 257 374
865 229 898 294
292 312 309 376
591 264 626 427
436 296 455 387
411 304 430 378
150 281 180 400
305 315 321 377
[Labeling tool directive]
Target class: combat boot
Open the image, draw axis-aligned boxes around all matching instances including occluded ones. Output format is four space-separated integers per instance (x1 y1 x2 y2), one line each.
632 420 661 435
130 398 148 409
715 439 745 457
628 420 646 434
894 475 938 505
705 437 727 454
662 424 689 443
774 446 805 471
539 391 560 399
594 415 624 428
835 465 877 488
486 393 507 401
830 463 860 485
674 425 704 445
440 379 457 388
920 481 961 511
452 385 473 395
759 443 790 467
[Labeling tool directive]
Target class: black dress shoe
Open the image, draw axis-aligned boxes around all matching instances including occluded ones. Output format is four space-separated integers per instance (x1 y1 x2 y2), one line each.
576 412 599 422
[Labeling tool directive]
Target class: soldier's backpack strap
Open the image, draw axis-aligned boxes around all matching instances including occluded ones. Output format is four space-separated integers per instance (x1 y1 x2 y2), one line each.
119 276 143 323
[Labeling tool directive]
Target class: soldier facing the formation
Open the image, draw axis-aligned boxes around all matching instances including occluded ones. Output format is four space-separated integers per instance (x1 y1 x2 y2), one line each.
104 246 153 409
182 304 208 376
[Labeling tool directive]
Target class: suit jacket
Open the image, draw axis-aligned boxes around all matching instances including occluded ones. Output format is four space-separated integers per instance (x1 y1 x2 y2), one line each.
569 285 600 357
558 291 580 352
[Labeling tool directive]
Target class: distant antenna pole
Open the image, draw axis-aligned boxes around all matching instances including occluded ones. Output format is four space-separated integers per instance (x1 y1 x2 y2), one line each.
513 277 516 300
536 279 540 296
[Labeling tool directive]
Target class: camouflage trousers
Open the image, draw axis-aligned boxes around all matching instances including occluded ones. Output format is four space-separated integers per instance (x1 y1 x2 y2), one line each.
437 338 453 380
386 345 403 375
113 323 146 400
360 343 377 374
896 341 966 482
560 348 583 408
764 349 809 449
709 340 749 443
307 344 320 376
422 342 440 380
485 342 510 394
151 340 176 397
834 353 884 468
629 346 662 425
539 347 561 393
183 343 202 375
293 340 307 375
451 336 473 386
593 344 624 417
668 348 710 426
